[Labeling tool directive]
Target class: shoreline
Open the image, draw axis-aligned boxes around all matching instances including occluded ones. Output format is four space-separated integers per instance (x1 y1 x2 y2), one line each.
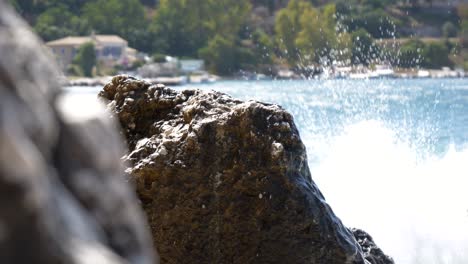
65 74 468 87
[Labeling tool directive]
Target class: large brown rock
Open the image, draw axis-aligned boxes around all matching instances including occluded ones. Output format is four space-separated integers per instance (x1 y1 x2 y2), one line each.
100 75 374 264
0 2 156 263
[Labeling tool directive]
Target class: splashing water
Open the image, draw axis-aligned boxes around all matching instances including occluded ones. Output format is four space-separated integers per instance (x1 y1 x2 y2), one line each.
176 78 468 264
67 78 468 263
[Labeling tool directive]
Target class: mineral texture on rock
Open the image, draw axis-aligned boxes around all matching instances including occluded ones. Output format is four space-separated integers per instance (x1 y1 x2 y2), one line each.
352 229 394 264
0 2 156 263
100 75 379 264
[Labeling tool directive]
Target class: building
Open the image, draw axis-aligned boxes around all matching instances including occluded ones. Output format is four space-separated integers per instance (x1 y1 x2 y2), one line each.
46 34 134 71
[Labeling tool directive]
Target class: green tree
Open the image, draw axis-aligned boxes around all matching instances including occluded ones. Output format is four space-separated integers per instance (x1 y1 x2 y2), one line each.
398 39 425 68
151 0 250 57
421 42 452 69
199 35 238 75
73 42 96 77
276 1 348 66
252 30 274 65
34 5 89 41
275 0 312 63
351 29 376 66
82 0 147 51
199 35 254 75
442 22 457 38
43 0 88 11
342 8 400 39
458 4 468 45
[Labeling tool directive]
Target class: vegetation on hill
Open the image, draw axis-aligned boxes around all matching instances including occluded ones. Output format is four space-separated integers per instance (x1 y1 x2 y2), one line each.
8 0 467 75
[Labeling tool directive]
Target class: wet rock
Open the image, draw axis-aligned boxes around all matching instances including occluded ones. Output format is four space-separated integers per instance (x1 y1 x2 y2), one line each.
0 2 156 264
100 75 373 264
352 229 394 264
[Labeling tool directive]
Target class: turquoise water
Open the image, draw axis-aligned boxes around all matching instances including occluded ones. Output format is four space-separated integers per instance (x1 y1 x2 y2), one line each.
178 79 468 157
67 78 468 264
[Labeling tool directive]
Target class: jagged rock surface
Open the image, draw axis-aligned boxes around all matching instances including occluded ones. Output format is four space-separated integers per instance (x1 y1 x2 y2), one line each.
100 75 372 264
0 2 156 263
352 229 394 264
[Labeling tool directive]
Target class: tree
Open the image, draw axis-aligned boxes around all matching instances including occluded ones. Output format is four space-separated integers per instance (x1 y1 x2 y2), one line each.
34 5 89 41
82 0 147 51
442 22 457 38
151 0 251 57
150 0 202 56
343 8 399 39
276 1 348 66
43 0 88 11
199 35 238 75
275 0 312 63
351 29 376 66
73 42 96 77
458 4 468 45
421 42 452 69
199 35 254 75
252 30 274 65
398 39 425 68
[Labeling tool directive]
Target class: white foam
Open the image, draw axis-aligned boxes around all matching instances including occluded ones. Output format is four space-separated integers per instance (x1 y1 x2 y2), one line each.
309 120 468 264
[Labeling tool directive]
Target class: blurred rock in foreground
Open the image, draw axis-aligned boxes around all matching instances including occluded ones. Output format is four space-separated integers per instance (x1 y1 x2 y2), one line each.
100 75 393 264
0 2 156 263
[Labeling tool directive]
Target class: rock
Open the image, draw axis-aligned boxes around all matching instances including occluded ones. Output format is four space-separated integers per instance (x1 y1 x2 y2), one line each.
0 2 156 264
99 75 372 264
352 229 394 264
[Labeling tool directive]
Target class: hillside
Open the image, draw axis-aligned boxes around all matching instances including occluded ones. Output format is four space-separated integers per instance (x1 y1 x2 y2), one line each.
8 0 467 75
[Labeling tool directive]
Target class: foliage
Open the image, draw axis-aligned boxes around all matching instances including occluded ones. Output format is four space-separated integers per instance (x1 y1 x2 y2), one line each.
82 0 147 51
421 42 452 69
442 22 457 38
276 1 348 66
351 29 377 66
275 0 311 63
151 0 251 57
10 0 464 74
342 8 399 39
67 64 83 76
72 42 96 77
397 39 453 69
251 30 274 65
397 39 425 68
199 35 255 75
34 5 89 41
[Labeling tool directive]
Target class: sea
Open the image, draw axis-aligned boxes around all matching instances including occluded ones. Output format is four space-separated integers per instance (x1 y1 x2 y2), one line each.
66 78 468 264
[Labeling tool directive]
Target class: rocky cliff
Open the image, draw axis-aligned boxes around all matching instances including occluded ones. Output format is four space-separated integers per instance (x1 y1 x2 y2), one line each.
99 75 393 264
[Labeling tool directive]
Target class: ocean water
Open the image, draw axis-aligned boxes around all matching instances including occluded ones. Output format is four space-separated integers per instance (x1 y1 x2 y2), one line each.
67 78 468 264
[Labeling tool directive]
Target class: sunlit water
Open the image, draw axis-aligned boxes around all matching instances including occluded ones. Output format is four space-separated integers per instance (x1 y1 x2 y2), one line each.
66 78 468 264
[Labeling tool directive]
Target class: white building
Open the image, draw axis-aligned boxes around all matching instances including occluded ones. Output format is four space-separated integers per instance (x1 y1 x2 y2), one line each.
46 34 135 71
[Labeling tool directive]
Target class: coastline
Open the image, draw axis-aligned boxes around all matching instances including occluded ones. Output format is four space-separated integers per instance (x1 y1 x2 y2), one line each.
65 70 467 87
